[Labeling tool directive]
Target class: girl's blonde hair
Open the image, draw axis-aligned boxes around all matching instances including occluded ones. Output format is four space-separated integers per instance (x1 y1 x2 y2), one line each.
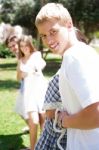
35 3 72 27
18 35 36 59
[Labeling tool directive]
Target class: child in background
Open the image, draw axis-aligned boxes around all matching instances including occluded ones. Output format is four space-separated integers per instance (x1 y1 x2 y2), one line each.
6 35 19 58
6 34 30 133
15 35 47 150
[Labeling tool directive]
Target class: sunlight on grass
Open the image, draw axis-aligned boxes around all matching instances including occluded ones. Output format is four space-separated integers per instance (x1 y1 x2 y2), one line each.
0 58 30 150
0 56 61 150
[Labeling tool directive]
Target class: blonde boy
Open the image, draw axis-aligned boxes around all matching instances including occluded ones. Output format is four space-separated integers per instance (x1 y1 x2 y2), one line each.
35 3 99 150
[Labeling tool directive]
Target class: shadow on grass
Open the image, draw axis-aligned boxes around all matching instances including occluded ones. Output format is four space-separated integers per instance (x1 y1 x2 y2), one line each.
0 80 20 90
43 59 61 77
0 63 17 71
0 133 28 150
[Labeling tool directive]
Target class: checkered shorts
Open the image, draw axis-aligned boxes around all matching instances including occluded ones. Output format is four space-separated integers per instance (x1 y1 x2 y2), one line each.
35 119 67 150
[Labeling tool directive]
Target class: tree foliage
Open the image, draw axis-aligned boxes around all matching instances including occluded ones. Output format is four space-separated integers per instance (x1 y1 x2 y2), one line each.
0 0 99 40
67 0 99 40
0 0 36 35
48 0 99 40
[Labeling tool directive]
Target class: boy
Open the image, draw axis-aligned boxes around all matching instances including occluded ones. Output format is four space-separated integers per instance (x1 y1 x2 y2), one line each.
6 35 19 58
35 3 99 150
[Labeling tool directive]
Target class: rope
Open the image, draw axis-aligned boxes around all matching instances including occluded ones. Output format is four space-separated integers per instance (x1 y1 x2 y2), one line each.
53 109 66 150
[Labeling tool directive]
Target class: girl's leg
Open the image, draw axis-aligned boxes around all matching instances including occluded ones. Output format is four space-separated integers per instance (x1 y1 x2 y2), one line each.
39 112 45 129
20 116 29 133
28 111 39 150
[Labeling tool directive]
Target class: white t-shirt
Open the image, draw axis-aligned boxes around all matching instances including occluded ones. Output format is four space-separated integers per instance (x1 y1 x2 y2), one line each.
59 42 99 150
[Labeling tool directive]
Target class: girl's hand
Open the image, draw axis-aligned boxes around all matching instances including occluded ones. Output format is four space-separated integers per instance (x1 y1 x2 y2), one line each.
21 71 27 79
46 109 56 119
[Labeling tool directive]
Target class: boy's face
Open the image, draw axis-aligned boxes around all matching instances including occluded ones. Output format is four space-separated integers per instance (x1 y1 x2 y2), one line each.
37 19 70 55
7 37 19 55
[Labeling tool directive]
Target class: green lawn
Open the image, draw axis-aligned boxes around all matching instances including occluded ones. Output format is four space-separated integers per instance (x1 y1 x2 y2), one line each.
0 55 61 150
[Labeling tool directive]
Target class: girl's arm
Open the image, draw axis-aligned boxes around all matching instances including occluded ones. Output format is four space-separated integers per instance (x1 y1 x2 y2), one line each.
17 60 27 81
40 57 46 70
35 52 46 71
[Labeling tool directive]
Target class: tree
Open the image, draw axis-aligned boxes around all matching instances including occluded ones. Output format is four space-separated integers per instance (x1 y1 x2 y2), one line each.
0 0 36 36
49 0 99 41
0 0 99 41
66 0 99 41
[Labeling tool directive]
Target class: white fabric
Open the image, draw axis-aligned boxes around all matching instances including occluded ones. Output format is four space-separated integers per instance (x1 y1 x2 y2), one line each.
31 111 39 124
53 108 66 150
15 51 48 119
59 42 99 150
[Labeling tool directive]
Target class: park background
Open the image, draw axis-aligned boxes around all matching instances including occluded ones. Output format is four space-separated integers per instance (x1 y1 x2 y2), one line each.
0 0 99 149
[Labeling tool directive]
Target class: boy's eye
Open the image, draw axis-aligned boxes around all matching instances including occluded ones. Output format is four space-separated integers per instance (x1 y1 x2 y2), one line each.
40 30 58 40
40 35 46 39
50 30 57 35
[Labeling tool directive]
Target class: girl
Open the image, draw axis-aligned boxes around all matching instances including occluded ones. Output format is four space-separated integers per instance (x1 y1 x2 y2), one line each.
35 72 67 150
15 35 47 150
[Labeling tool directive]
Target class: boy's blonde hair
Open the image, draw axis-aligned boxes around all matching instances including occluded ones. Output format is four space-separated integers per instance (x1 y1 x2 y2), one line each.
35 3 72 27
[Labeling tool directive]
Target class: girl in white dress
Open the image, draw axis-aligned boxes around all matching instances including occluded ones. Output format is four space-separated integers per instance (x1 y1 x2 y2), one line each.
15 35 47 150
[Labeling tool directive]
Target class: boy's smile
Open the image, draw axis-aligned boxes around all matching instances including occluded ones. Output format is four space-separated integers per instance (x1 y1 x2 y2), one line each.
37 19 70 56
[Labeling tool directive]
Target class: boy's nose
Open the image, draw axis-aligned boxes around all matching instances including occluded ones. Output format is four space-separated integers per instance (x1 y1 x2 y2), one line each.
46 35 53 44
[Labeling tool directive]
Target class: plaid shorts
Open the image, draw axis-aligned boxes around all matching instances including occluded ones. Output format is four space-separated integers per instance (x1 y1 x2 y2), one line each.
35 119 67 150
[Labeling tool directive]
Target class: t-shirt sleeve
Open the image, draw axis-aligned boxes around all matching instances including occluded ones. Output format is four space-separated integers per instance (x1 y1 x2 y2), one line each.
65 55 99 108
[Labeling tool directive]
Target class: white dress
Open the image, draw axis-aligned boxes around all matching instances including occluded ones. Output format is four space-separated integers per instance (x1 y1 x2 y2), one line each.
15 51 48 119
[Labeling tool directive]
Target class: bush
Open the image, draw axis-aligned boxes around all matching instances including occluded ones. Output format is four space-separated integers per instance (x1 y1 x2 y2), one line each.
0 44 14 58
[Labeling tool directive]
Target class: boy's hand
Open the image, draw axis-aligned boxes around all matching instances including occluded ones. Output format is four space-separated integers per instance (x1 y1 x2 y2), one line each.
58 111 69 128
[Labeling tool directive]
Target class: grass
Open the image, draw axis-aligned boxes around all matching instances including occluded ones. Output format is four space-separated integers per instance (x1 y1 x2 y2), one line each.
0 55 61 150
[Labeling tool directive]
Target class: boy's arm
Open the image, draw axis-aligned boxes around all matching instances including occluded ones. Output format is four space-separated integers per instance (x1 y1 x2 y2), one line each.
59 102 99 129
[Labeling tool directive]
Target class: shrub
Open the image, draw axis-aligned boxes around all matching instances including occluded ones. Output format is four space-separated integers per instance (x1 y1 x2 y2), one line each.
0 44 14 58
